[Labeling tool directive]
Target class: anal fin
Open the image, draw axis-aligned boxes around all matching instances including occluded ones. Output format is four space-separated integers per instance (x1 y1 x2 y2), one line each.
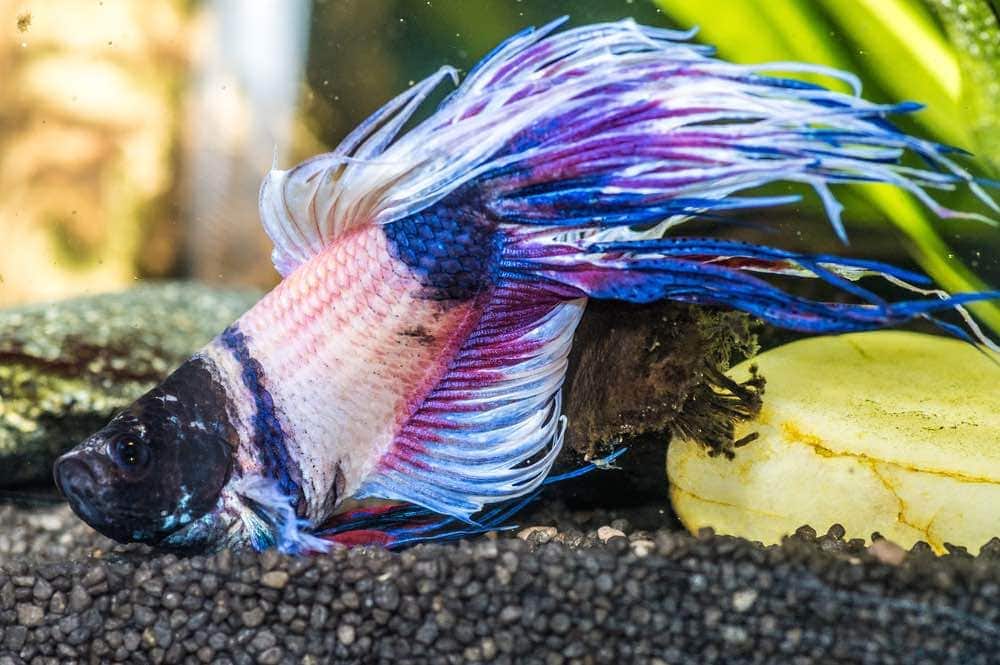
316 449 629 549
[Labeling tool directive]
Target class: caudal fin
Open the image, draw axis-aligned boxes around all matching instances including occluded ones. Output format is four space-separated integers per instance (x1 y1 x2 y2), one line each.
449 19 999 346
502 235 1000 346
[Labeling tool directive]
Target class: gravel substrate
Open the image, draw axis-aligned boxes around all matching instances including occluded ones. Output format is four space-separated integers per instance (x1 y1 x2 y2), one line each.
1 497 998 665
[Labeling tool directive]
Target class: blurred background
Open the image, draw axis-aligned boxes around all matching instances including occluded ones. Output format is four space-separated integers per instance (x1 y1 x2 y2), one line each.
0 0 997 329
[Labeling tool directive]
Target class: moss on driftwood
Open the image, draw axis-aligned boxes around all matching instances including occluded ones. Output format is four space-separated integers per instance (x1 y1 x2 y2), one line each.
0 283 259 486
563 301 763 460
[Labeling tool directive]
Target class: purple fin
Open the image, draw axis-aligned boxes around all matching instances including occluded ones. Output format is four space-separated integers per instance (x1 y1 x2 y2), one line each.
267 18 995 344
502 235 1000 342
355 283 584 521
258 18 998 259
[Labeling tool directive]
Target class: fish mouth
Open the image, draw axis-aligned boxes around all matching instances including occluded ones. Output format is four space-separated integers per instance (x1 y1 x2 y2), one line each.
53 453 131 542
53 453 187 545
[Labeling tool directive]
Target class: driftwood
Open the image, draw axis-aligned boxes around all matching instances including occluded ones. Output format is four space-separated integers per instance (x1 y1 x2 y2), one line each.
563 301 763 460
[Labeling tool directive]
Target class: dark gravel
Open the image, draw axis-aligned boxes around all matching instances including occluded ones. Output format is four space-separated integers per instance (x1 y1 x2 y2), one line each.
1 498 999 665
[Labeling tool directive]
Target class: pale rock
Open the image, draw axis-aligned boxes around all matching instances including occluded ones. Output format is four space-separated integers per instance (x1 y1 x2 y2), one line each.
516 526 557 543
630 539 655 557
597 526 626 543
667 331 1000 554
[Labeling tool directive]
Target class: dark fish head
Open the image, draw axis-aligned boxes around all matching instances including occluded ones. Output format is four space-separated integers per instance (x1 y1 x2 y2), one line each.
54 358 236 549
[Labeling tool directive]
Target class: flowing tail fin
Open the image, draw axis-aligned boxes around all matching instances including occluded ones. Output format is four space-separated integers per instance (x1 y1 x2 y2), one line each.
261 18 998 342
460 20 999 345
501 235 998 345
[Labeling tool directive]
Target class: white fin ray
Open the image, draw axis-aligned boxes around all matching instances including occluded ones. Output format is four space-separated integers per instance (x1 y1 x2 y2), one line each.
259 18 995 278
258 66 460 276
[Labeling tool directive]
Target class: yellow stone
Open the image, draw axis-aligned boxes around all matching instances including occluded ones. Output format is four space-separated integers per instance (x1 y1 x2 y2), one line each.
666 331 1000 554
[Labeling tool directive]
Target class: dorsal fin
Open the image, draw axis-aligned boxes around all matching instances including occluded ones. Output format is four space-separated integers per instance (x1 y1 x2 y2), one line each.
257 66 459 276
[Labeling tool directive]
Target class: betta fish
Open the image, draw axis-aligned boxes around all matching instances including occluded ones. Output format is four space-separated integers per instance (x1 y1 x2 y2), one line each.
54 18 998 554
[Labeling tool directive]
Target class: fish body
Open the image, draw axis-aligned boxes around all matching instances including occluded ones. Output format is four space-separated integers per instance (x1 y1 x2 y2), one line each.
55 19 998 553
213 225 479 517
209 221 505 523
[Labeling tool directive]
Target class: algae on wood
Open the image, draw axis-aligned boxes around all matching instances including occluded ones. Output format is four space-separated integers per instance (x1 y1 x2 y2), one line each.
0 283 259 486
563 302 761 459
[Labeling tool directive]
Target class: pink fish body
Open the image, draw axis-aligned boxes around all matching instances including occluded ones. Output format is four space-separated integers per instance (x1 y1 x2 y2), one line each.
210 223 515 522
55 18 997 553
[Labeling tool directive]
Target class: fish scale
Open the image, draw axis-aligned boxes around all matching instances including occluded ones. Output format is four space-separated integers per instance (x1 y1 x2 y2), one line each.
226 226 483 522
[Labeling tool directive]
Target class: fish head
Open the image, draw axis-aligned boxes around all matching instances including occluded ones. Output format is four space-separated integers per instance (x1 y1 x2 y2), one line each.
54 358 236 550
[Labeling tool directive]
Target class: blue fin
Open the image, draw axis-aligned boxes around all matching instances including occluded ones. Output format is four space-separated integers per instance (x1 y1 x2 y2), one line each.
318 449 628 549
502 234 1000 346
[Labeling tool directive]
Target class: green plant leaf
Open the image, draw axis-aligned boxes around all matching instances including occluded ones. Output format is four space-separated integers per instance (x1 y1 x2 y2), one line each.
653 0 999 332
928 0 1000 175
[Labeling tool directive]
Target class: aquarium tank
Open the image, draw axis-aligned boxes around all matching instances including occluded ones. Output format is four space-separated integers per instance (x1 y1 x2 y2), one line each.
0 1 998 663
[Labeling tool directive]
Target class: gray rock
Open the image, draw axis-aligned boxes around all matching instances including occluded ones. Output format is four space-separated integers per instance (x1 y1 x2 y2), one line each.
16 603 43 626
0 282 260 486
257 646 284 665
241 607 266 629
67 585 90 612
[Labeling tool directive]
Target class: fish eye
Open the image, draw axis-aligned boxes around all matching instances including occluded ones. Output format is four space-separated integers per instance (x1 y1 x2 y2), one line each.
110 436 151 471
